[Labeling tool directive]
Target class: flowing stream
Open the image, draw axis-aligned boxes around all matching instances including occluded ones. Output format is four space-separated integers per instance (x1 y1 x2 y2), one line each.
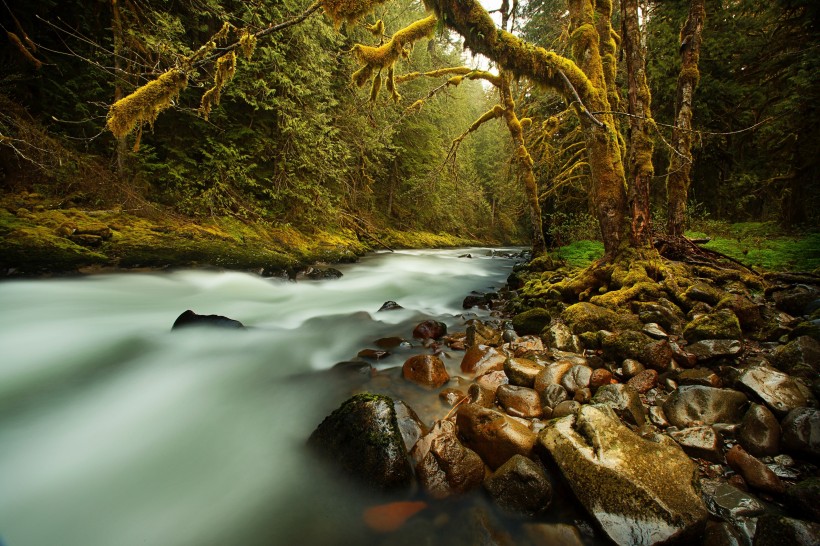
0 248 523 546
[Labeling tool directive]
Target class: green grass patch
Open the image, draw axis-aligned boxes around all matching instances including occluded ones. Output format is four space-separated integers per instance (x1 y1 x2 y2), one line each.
553 240 604 268
687 221 820 272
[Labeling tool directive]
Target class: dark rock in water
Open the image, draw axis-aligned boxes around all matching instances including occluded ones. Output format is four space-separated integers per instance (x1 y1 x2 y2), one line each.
737 403 781 456
412 320 447 340
591 383 645 426
402 354 450 389
736 365 808 417
539 405 708 545
662 386 748 428
171 310 244 330
496 384 543 418
700 479 765 545
752 514 820 546
669 426 724 463
785 477 820 522
378 300 403 312
394 400 427 453
484 454 552 516
781 407 820 457
462 293 487 309
357 348 390 360
455 403 536 469
300 267 343 280
410 419 484 499
308 393 413 492
466 319 502 347
458 253 473 258
726 445 786 495
511 308 551 336
374 336 410 349
439 388 466 406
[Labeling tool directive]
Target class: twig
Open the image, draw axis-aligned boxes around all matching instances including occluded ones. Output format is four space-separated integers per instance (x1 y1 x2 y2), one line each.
556 69 605 128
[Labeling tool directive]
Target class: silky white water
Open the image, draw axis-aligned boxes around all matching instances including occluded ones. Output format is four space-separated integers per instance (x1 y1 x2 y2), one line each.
0 248 520 546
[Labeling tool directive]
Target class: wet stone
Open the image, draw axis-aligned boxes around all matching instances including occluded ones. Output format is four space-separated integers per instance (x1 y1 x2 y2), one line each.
678 367 723 388
375 336 410 349
669 340 699 368
573 387 592 404
785 477 820 522
753 514 820 546
668 426 724 463
496 384 543 418
589 368 613 391
687 339 743 362
358 348 390 360
546 321 581 352
539 383 569 409
467 383 495 408
726 445 786 496
736 403 780 457
412 320 447 340
662 386 748 428
539 405 708 546
552 400 581 419
591 383 645 426
702 520 744 546
378 300 403 312
622 358 645 378
402 354 450 389
534 361 574 391
771 335 820 375
781 407 820 457
560 364 592 394
626 369 658 394
484 454 552 516
642 322 668 339
466 319 502 348
506 335 544 356
411 419 485 499
649 406 670 428
700 479 765 545
736 365 808 417
460 345 506 376
522 523 585 546
394 400 427 453
439 388 466 407
504 357 543 388
455 404 536 470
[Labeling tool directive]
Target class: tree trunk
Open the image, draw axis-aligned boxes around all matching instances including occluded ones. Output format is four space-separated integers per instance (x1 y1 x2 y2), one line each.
499 73 547 258
111 0 128 179
667 0 705 237
622 0 654 248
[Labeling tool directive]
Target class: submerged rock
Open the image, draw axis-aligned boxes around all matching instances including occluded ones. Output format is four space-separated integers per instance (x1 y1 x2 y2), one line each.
412 320 447 340
402 354 450 389
308 393 413 492
171 309 244 330
378 300 403 312
539 405 707 545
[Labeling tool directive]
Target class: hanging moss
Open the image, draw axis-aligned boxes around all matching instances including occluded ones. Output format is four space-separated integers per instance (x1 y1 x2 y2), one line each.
200 51 237 119
320 0 391 27
369 73 383 102
238 29 257 59
106 68 188 139
352 15 437 69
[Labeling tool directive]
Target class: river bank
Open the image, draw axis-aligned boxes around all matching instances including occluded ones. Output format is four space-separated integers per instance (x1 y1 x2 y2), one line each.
0 191 495 277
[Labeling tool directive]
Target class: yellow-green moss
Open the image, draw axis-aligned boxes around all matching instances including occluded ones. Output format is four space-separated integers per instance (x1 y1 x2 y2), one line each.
106 69 188 138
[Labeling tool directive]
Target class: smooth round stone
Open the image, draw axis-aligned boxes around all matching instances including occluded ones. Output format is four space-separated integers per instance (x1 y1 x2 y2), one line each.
552 400 581 419
496 384 543 418
622 358 645 378
737 403 781 456
539 383 569 410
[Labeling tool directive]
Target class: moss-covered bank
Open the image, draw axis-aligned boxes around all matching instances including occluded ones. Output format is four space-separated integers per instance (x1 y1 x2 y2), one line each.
0 192 483 277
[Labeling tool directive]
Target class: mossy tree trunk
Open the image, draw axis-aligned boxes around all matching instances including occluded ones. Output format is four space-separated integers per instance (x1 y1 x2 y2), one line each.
499 73 547 258
621 0 655 248
667 0 705 237
424 0 629 259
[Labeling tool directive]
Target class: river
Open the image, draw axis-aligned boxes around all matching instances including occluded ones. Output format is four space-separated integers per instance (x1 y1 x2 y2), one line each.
0 248 523 546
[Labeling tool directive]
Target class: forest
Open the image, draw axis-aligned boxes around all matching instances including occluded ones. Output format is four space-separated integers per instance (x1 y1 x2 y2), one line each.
1 2 820 546
0 0 817 274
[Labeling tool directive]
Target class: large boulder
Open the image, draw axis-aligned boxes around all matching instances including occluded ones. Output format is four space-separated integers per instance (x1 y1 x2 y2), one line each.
736 403 781 457
308 393 413 492
410 419 485 499
753 514 820 546
781 407 820 457
725 445 785 496
771 336 820 376
683 309 742 343
632 299 686 334
171 310 244 330
455 404 536 470
539 405 708 545
591 383 645 426
736 365 808 417
662 386 748 428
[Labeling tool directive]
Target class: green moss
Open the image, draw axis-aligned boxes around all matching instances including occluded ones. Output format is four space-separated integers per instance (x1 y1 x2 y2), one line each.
512 308 552 336
683 309 742 343
554 240 605 268
562 302 641 334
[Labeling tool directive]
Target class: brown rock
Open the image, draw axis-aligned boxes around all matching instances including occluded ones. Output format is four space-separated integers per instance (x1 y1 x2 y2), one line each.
456 404 537 469
460 345 506 375
475 370 509 395
726 445 786 495
412 320 447 340
644 339 674 371
402 354 450 389
357 348 390 360
374 336 409 349
411 420 485 499
466 319 502 347
439 388 466 406
590 368 614 391
496 385 543 418
504 357 543 388
627 369 659 394
468 383 495 408
533 361 574 391
484 455 552 515
507 335 545 356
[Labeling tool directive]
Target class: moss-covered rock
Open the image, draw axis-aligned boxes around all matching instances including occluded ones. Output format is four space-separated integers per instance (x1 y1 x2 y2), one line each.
683 309 742 343
600 330 653 364
512 308 552 336
679 282 726 310
561 302 641 334
716 294 762 333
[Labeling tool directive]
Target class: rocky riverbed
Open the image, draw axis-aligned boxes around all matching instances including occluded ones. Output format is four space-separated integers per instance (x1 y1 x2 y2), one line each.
308 265 820 545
